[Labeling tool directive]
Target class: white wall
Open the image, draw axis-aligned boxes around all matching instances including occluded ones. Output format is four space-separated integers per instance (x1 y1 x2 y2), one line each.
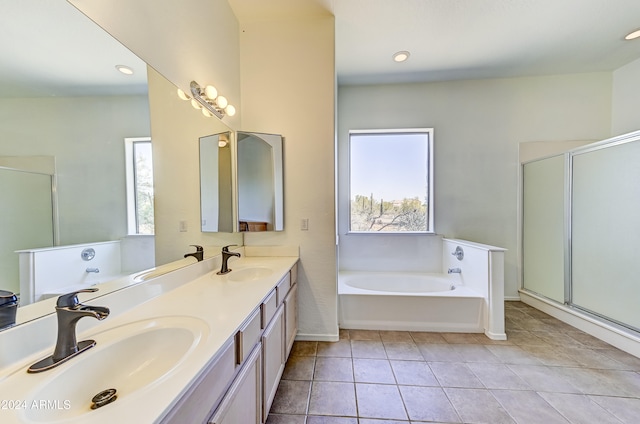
147 68 242 266
338 73 612 299
0 95 150 244
612 57 640 135
239 16 338 340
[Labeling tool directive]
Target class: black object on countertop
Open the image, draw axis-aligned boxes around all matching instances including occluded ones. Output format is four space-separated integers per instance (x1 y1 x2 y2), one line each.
0 289 19 329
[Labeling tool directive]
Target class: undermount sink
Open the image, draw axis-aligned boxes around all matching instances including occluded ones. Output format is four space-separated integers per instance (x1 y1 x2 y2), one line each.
132 258 195 282
227 267 273 282
133 267 177 282
19 316 208 423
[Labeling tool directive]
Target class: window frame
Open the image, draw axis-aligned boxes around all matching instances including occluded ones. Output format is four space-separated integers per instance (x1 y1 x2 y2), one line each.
348 128 434 234
124 137 154 235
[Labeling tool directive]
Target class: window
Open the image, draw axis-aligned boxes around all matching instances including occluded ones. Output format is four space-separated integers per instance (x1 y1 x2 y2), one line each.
349 129 434 233
125 137 154 235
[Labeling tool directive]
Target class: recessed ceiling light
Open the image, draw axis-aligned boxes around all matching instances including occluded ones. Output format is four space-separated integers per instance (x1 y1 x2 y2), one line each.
393 51 410 63
625 29 640 40
115 65 134 75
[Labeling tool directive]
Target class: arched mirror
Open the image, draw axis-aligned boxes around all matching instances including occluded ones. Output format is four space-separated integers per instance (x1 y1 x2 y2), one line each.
237 132 284 232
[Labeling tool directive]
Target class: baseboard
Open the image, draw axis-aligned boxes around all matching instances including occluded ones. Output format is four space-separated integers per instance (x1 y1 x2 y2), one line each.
339 320 483 334
484 330 508 341
504 296 522 301
295 333 339 342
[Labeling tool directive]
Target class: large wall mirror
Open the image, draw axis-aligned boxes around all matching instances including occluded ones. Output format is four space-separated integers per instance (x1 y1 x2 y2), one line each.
0 0 150 313
0 0 241 330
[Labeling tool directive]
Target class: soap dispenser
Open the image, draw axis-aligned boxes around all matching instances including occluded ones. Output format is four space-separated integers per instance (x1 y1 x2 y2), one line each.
0 290 18 329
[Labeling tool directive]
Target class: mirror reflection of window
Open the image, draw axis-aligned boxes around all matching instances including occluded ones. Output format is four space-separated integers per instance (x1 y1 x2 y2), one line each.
125 138 154 235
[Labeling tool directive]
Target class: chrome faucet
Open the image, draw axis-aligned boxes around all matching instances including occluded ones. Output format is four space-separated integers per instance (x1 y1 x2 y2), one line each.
447 268 462 274
184 244 204 262
86 267 100 273
217 245 241 275
28 288 109 373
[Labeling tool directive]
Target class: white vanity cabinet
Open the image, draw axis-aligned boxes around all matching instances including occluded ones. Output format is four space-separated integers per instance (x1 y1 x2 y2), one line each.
165 263 298 424
262 305 285 421
160 338 236 424
0 251 299 424
279 265 298 358
284 282 298 356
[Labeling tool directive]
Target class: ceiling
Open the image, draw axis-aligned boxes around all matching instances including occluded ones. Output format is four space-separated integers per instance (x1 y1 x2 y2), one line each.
0 0 147 98
2 0 640 97
231 0 640 85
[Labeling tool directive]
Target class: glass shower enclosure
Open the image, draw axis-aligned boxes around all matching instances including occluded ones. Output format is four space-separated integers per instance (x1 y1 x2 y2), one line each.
0 157 56 296
522 131 640 333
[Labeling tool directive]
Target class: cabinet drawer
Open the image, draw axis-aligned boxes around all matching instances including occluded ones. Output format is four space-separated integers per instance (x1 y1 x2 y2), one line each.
291 263 298 285
275 272 291 305
236 308 261 365
261 289 277 329
160 338 236 424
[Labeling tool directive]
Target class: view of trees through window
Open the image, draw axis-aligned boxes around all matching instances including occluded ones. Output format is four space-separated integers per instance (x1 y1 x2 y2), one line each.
133 141 154 235
349 130 433 232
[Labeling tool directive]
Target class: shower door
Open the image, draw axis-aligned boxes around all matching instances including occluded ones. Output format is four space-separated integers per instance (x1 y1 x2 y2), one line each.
521 132 640 333
0 168 55 295
570 136 640 331
522 154 566 303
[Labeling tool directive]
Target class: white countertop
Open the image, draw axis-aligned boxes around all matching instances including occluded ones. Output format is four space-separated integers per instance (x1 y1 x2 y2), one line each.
0 252 298 424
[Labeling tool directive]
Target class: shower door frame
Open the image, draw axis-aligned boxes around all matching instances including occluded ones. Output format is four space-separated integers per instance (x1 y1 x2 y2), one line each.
0 156 59 245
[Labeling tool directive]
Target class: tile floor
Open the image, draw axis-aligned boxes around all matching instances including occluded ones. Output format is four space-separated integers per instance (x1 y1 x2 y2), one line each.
267 301 640 424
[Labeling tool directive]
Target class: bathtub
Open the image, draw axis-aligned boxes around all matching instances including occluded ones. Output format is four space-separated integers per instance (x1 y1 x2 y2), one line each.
338 271 485 333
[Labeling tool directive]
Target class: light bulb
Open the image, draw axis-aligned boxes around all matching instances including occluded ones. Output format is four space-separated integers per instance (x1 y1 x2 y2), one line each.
393 51 410 62
191 99 202 110
177 88 190 101
202 108 213 117
625 29 640 40
115 65 134 75
216 95 228 109
204 85 218 100
225 104 236 116
218 140 228 147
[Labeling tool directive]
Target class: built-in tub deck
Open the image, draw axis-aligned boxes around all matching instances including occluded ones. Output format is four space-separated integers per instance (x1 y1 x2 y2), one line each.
337 238 507 340
338 271 485 333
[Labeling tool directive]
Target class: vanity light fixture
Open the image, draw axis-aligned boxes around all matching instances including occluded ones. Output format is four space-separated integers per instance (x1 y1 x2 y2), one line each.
177 80 236 119
115 65 134 75
218 134 229 148
190 98 203 110
393 51 410 62
625 29 640 40
177 88 190 101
